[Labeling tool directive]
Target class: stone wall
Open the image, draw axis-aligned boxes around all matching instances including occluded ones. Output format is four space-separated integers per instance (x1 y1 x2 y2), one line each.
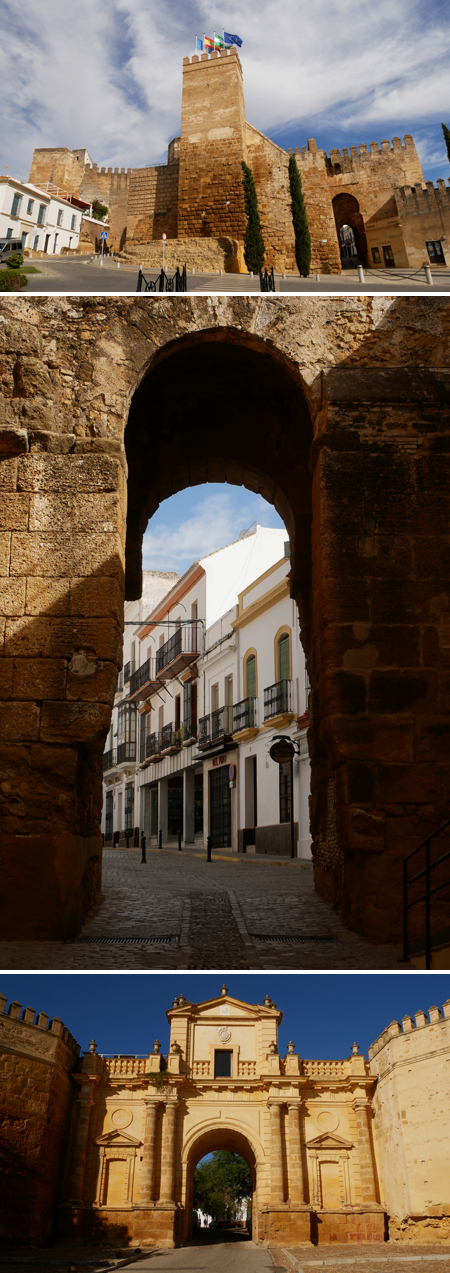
325 135 424 219
0 992 80 1244
394 182 450 268
1 297 450 944
369 999 450 1241
29 148 87 198
78 166 131 253
177 48 247 241
126 162 179 243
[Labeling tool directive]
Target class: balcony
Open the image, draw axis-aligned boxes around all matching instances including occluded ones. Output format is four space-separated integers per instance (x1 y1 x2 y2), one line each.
116 741 136 764
155 624 199 679
233 696 257 733
160 722 183 754
123 660 136 683
128 658 162 703
263 679 295 728
103 748 117 772
181 720 197 744
198 706 233 749
145 732 161 759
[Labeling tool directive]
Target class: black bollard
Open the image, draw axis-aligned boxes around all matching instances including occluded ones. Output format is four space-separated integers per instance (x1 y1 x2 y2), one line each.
178 830 182 852
207 836 212 862
158 829 162 850
140 832 146 864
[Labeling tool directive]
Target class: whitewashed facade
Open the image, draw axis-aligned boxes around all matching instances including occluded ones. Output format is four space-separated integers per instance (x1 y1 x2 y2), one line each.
0 177 85 254
101 527 311 859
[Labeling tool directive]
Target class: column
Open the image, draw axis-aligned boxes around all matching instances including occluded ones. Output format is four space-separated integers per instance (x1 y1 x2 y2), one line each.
159 1101 177 1202
353 1099 378 1203
158 777 168 843
183 767 195 843
268 1102 285 1206
287 1103 306 1203
66 1079 95 1203
139 1099 160 1204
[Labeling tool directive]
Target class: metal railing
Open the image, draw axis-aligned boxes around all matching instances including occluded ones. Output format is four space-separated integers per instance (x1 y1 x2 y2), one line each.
156 624 199 674
264 679 291 719
161 722 183 750
116 741 136 764
182 720 197 742
103 748 117 772
145 732 161 758
129 658 151 696
233 696 256 732
403 819 450 968
198 706 233 745
123 660 135 683
260 266 275 292
137 265 187 293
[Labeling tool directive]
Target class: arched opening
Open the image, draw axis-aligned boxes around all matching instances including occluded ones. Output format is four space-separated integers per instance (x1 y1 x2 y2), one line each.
332 193 368 267
124 331 314 651
183 1125 259 1246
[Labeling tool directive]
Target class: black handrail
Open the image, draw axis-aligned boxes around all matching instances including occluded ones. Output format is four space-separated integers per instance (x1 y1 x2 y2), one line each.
260 266 275 292
403 818 450 968
137 265 187 293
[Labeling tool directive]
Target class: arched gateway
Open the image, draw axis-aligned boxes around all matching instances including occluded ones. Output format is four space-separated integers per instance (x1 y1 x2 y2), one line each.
1 295 450 946
59 987 384 1248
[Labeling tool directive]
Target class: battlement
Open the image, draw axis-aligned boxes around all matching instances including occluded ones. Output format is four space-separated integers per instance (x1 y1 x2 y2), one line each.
326 135 416 166
183 44 240 66
0 991 80 1055
396 178 450 205
368 999 450 1060
85 164 132 178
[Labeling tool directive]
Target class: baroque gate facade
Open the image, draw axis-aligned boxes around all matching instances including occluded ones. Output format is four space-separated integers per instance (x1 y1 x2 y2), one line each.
1 295 450 945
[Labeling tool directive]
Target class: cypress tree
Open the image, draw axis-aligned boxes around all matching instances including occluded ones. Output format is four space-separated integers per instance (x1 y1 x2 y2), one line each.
288 155 311 277
442 123 450 164
241 162 265 272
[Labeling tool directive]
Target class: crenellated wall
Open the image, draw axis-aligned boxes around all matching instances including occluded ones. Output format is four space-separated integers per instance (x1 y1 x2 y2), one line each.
369 999 450 1241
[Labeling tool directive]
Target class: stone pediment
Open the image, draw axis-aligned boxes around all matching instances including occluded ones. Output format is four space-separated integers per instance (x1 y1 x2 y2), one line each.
177 994 280 1020
305 1132 353 1150
95 1129 142 1148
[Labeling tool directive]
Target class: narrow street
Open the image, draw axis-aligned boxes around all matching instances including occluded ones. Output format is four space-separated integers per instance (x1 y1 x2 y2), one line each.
0 849 407 970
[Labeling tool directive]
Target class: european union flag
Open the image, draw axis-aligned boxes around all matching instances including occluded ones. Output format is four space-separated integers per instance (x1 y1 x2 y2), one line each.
224 31 243 46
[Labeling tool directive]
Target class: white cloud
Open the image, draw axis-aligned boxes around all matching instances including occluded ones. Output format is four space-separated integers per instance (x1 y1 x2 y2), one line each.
142 488 284 572
1 0 449 180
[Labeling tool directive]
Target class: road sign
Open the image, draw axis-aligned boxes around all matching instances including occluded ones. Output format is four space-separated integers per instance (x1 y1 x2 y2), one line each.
162 232 167 241
228 763 235 781
100 231 108 239
269 738 295 764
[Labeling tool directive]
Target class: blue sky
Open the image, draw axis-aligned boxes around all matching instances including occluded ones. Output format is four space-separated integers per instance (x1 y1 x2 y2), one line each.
1 0 450 185
142 484 285 573
2 974 448 1058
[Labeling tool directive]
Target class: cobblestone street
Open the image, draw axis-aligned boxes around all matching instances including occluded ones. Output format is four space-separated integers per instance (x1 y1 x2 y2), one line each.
0 848 408 970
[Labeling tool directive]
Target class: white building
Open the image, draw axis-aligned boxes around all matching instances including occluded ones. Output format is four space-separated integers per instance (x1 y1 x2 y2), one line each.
0 176 87 255
101 526 312 859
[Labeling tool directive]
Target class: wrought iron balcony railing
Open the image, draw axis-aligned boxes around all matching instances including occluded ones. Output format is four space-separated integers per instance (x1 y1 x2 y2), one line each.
103 748 117 772
232 696 256 732
155 624 199 676
161 722 183 750
145 732 161 758
198 706 233 747
182 720 197 742
123 660 136 683
116 741 136 764
129 659 151 697
264 679 292 720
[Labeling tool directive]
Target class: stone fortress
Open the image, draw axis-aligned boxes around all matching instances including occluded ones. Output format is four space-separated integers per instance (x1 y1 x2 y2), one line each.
28 48 450 273
1 986 449 1250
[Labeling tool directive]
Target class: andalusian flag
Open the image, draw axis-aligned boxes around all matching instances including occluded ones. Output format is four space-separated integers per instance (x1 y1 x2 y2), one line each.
214 32 226 47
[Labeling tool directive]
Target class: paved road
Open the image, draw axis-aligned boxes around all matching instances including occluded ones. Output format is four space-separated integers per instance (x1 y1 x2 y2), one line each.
121 1231 272 1273
0 848 409 970
4 256 450 293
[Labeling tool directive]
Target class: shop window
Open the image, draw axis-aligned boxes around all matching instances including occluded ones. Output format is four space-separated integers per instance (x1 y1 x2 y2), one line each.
371 247 381 263
426 240 445 263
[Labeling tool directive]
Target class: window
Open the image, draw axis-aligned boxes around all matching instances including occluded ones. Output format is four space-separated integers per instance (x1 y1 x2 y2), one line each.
71 214 77 230
371 247 381 264
105 791 113 838
57 209 63 226
225 674 233 731
37 204 46 226
124 783 134 831
211 682 219 712
33 235 39 250
183 680 197 735
277 632 290 681
214 1050 232 1077
11 193 22 217
139 711 146 762
279 761 291 823
117 703 136 761
426 240 445 264
382 245 395 266
27 199 34 215
21 233 27 250
6 228 12 240
245 653 256 698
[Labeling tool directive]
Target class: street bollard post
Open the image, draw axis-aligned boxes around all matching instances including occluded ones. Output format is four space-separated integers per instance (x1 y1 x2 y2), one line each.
424 263 433 285
178 830 182 852
207 836 212 862
357 265 365 284
158 829 162 849
140 832 146 864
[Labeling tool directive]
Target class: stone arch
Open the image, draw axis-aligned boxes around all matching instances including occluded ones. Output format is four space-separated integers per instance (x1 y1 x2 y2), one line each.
181 1119 264 1245
332 192 368 265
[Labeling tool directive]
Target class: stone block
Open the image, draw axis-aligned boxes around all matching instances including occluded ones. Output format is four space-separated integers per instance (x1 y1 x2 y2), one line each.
0 702 40 741
10 533 73 578
0 530 11 575
13 356 54 398
0 658 13 697
13 658 67 700
25 577 70 615
29 743 78 782
0 494 29 529
69 576 123 619
66 659 117 704
17 453 122 494
0 578 26 616
5 615 122 661
0 457 19 490
29 492 124 534
39 701 112 743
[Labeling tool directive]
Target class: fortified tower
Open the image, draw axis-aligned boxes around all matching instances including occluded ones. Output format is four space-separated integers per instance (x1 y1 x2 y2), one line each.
177 46 247 241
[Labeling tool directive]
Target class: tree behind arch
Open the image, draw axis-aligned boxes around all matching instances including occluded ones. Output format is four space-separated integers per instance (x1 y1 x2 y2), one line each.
241 162 265 273
288 155 311 277
193 1151 252 1220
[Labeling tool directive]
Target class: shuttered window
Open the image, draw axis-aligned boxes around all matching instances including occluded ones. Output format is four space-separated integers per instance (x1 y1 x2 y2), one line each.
278 633 290 681
246 654 256 698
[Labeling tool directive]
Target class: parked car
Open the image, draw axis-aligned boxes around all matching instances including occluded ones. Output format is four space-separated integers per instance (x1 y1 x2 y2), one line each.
0 237 23 263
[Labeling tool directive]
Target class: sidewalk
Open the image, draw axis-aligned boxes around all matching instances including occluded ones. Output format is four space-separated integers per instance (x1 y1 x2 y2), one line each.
270 1244 450 1272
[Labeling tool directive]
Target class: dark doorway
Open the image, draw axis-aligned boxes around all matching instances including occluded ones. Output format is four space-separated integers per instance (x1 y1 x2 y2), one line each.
168 775 183 835
214 1050 232 1077
210 767 231 848
332 192 367 266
